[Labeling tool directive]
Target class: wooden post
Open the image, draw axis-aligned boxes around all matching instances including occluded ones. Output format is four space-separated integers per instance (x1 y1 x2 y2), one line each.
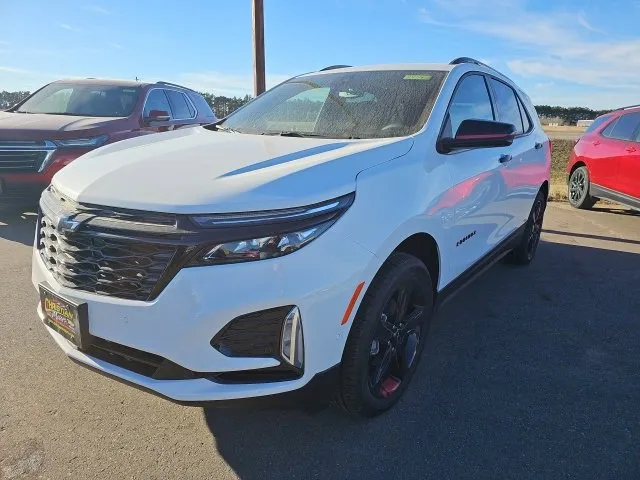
252 0 265 97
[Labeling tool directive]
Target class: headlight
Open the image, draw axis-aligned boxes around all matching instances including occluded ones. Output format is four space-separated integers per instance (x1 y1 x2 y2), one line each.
188 192 354 266
54 135 109 147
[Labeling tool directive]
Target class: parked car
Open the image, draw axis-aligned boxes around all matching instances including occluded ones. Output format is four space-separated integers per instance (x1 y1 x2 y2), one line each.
0 78 216 202
567 105 640 210
32 58 550 417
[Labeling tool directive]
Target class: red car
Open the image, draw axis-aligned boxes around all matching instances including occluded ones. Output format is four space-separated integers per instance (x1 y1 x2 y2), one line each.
567 105 640 210
0 79 216 203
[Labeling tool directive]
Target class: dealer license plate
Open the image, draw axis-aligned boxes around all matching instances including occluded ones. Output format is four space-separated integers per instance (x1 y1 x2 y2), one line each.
39 284 91 349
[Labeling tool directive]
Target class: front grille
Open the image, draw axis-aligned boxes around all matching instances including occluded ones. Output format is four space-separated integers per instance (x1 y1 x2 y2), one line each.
37 187 182 301
0 141 55 172
38 211 177 301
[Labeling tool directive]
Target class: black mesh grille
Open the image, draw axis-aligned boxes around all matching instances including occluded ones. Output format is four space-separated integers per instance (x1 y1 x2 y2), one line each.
38 210 177 301
211 306 293 358
0 150 49 172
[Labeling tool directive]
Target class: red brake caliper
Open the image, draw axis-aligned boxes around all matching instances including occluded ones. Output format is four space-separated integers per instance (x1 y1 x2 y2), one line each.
379 376 402 398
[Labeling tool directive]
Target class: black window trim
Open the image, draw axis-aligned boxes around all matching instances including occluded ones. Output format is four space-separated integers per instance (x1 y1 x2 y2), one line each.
599 112 640 143
141 86 199 123
436 71 496 154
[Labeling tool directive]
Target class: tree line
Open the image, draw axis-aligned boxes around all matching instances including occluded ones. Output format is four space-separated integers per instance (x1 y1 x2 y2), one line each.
0 89 616 124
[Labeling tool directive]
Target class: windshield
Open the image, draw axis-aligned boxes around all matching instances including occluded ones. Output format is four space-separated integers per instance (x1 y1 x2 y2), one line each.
216 70 446 139
15 83 140 117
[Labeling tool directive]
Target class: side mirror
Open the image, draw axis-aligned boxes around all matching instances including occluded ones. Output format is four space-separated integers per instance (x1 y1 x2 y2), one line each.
144 109 171 124
439 119 516 153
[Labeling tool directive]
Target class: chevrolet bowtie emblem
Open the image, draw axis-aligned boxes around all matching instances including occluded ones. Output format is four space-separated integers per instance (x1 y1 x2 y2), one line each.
56 214 82 233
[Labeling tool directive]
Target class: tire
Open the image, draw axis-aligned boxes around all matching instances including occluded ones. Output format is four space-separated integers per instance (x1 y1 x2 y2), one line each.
337 253 434 418
506 189 547 265
568 166 597 209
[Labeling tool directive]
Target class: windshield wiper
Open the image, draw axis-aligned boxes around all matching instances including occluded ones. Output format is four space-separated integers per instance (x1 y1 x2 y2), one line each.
263 131 328 138
213 124 242 133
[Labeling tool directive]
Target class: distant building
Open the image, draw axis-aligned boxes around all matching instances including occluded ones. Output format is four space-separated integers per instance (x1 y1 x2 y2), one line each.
539 115 565 126
577 119 594 127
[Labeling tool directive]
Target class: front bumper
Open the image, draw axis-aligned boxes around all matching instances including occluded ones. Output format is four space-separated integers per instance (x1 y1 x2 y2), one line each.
32 228 378 404
0 150 88 203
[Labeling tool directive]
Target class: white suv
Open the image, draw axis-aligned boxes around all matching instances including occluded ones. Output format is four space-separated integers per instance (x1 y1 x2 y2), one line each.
32 58 550 417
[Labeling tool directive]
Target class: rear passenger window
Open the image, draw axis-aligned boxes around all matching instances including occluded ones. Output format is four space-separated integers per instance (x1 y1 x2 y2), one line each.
602 112 640 141
444 74 494 138
489 78 523 134
165 90 193 120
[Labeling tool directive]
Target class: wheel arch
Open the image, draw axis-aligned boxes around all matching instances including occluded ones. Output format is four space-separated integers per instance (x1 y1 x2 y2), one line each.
388 232 440 295
569 160 587 177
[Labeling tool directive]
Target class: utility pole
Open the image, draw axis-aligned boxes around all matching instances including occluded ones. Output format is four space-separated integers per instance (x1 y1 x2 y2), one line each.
252 0 265 97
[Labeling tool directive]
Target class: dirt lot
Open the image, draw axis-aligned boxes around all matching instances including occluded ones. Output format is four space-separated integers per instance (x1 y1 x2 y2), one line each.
543 125 587 141
1 202 639 479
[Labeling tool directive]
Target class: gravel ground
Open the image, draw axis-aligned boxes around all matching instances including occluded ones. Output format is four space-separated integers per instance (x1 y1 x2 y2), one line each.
1 202 639 480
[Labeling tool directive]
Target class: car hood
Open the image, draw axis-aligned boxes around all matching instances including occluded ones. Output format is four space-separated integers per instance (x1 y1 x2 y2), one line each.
52 127 414 214
0 111 129 141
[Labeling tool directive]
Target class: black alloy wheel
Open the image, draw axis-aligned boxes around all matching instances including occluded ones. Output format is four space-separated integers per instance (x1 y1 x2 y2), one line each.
337 253 434 417
506 188 547 265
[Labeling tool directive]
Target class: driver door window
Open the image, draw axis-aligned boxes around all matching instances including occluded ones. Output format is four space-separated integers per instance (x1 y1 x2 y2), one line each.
443 74 494 139
143 89 172 118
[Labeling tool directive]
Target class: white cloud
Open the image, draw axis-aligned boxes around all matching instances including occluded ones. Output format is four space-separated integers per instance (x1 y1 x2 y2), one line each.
107 43 124 50
0 66 29 74
57 23 82 33
418 0 640 107
173 71 292 97
83 5 111 15
577 11 606 35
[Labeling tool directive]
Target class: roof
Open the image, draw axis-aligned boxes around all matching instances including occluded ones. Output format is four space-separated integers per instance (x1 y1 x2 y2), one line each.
300 63 456 76
51 78 149 87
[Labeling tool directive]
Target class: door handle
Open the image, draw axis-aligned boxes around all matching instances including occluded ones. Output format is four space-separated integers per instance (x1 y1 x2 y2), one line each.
626 145 636 153
499 154 513 164
593 140 600 146
534 142 543 149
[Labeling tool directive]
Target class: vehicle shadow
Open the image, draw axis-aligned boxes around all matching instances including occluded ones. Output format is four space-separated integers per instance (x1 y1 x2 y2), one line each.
591 206 639 217
0 205 38 246
203 240 640 480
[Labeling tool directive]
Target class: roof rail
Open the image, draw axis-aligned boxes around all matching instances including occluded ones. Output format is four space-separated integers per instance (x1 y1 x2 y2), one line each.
616 104 640 111
156 80 192 91
449 57 502 74
319 64 352 71
450 56 491 68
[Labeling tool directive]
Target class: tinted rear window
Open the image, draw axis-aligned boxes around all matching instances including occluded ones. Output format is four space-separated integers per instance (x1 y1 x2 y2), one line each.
602 112 640 141
585 114 613 133
190 94 217 119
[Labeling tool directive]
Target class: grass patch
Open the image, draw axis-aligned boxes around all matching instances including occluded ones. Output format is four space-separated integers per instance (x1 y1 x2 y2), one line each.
549 139 573 201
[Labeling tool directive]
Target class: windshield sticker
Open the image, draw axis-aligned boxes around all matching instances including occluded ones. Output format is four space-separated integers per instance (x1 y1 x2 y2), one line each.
403 74 432 80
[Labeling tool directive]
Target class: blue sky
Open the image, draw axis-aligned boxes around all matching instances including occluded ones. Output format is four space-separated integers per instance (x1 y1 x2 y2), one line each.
1 0 639 109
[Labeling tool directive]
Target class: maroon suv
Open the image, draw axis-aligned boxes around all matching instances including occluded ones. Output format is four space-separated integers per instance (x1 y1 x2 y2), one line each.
0 78 217 202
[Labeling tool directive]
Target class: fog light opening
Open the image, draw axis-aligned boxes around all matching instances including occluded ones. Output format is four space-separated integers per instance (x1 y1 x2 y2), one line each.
281 306 304 369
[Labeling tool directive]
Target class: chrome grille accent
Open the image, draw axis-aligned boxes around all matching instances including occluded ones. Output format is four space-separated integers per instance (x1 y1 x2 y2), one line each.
0 141 56 173
38 189 179 301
